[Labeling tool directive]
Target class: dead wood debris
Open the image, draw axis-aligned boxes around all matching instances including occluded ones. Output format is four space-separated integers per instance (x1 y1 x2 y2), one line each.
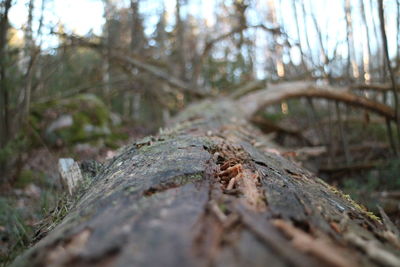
272 219 356 267
377 206 400 249
211 142 266 211
209 199 227 223
198 139 397 267
192 141 268 264
344 232 400 267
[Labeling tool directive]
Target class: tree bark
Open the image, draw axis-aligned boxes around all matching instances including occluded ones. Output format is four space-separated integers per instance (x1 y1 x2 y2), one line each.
378 0 400 149
309 6 328 70
130 0 143 53
102 0 116 106
291 0 307 71
359 0 372 83
174 0 186 82
21 0 35 124
344 0 359 80
397 0 400 68
11 82 400 267
0 0 12 176
300 0 313 68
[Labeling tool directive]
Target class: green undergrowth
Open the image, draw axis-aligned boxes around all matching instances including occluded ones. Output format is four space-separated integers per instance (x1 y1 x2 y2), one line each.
341 159 400 215
0 197 30 266
0 169 94 267
345 121 387 143
259 99 310 124
32 171 94 241
0 187 59 266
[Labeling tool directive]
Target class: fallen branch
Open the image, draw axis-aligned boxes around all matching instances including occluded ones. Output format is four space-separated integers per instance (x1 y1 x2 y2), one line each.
238 81 396 122
373 191 400 200
350 84 392 92
250 115 313 146
230 79 266 99
50 31 206 98
112 54 207 98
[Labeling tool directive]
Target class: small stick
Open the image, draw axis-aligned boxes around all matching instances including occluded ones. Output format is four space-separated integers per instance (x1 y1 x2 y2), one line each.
227 177 236 190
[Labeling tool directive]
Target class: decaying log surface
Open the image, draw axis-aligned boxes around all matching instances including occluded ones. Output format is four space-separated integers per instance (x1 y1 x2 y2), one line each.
12 82 400 267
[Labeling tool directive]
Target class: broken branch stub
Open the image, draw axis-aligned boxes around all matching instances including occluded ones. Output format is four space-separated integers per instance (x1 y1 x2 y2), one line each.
58 158 83 195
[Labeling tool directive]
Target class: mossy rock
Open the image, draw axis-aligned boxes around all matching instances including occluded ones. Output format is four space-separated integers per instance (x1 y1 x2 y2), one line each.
31 94 116 146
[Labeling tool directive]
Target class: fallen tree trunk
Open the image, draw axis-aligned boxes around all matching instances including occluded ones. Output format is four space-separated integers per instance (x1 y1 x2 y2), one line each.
12 83 400 267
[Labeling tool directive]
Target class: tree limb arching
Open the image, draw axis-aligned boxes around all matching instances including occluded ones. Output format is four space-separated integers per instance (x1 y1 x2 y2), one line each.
350 83 392 92
238 81 396 122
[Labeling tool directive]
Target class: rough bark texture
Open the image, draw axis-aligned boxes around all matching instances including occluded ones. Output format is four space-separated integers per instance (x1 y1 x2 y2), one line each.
0 0 12 174
12 83 400 267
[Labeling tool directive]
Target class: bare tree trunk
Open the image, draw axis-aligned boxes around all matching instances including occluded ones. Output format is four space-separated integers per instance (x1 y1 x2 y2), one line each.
378 0 400 149
132 92 141 121
175 0 186 82
326 102 335 165
360 0 372 84
128 0 143 120
368 0 385 81
386 118 398 156
18 0 45 124
300 0 313 68
31 0 46 97
0 0 12 176
335 101 351 165
102 0 114 106
306 97 327 145
344 0 359 80
130 0 144 53
291 0 307 70
267 0 285 78
11 84 400 267
21 0 35 123
309 6 328 78
397 0 400 68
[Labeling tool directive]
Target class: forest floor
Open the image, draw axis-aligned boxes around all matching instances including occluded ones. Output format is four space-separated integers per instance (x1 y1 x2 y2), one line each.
1 103 399 266
0 125 149 265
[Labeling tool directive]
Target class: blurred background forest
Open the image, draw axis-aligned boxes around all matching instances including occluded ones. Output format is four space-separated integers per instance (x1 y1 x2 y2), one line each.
0 0 399 264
